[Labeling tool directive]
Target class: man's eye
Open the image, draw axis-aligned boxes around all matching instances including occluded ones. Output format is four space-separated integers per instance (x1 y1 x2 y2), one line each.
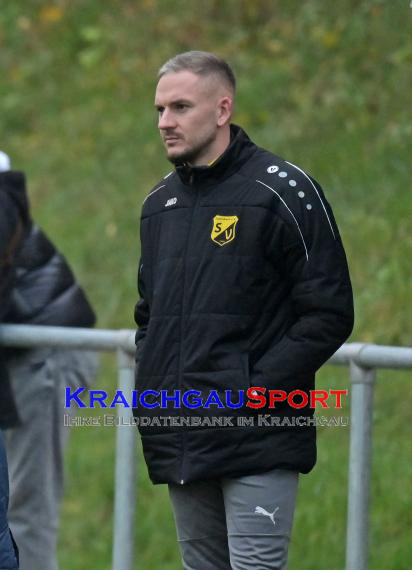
157 107 164 116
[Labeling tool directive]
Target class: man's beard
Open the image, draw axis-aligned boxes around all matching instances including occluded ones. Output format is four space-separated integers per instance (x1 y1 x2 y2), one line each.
166 131 216 166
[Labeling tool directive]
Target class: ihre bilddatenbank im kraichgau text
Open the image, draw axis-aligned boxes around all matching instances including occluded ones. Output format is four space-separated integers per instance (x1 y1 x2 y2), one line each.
64 387 349 427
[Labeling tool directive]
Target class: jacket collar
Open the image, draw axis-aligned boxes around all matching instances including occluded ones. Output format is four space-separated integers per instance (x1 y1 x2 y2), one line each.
175 124 256 186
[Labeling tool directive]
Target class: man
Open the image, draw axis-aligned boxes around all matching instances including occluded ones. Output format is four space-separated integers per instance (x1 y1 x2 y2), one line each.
134 51 354 569
0 154 98 570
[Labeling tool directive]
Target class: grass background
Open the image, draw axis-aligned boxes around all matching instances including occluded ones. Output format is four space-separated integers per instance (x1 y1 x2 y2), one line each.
1 1 411 568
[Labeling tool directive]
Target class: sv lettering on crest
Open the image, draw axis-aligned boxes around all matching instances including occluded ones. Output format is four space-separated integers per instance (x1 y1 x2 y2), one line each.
211 215 239 247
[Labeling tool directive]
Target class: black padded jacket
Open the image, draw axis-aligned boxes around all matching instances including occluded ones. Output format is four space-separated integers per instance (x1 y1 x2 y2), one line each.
134 125 354 485
5 223 95 329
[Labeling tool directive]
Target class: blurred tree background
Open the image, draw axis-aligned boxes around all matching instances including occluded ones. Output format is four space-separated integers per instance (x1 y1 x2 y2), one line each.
1 1 411 569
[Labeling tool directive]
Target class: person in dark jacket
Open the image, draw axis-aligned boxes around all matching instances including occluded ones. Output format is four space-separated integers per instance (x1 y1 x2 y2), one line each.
134 51 354 569
0 155 98 570
0 156 30 570
0 164 31 429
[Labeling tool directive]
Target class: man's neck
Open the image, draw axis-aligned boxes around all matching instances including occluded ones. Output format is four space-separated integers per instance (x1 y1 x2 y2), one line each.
188 126 231 168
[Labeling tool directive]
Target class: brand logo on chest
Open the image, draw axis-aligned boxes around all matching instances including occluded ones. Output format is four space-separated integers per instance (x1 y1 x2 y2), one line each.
211 215 239 247
165 197 177 207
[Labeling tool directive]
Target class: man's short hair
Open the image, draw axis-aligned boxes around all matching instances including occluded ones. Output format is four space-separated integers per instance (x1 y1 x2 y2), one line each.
158 51 236 94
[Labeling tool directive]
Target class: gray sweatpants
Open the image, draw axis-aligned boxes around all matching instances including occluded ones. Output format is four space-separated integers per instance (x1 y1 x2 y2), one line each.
4 348 98 570
169 469 299 570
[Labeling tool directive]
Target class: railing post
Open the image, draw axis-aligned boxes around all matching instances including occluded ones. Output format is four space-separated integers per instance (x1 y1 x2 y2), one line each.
112 348 137 570
346 361 376 570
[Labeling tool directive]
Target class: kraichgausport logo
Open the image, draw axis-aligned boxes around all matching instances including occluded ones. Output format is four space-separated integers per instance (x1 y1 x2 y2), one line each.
211 215 239 246
65 387 347 410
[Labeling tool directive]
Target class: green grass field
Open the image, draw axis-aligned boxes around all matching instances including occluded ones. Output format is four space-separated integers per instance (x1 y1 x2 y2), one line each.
1 1 411 568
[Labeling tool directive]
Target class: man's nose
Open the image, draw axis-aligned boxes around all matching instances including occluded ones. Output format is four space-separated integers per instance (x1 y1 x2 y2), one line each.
158 108 176 130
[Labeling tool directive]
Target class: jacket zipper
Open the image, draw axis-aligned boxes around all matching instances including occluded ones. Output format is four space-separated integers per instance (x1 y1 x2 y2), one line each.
178 179 200 484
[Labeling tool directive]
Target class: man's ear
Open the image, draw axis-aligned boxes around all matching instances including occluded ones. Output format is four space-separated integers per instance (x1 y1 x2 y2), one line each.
217 96 233 127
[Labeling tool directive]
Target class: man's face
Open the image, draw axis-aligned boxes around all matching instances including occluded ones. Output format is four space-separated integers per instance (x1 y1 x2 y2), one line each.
155 70 226 166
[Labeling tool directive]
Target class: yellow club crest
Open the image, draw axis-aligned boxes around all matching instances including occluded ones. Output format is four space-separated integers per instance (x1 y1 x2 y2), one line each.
211 215 239 247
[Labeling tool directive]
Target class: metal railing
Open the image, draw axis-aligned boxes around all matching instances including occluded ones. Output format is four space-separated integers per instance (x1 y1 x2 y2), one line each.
1 324 412 570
